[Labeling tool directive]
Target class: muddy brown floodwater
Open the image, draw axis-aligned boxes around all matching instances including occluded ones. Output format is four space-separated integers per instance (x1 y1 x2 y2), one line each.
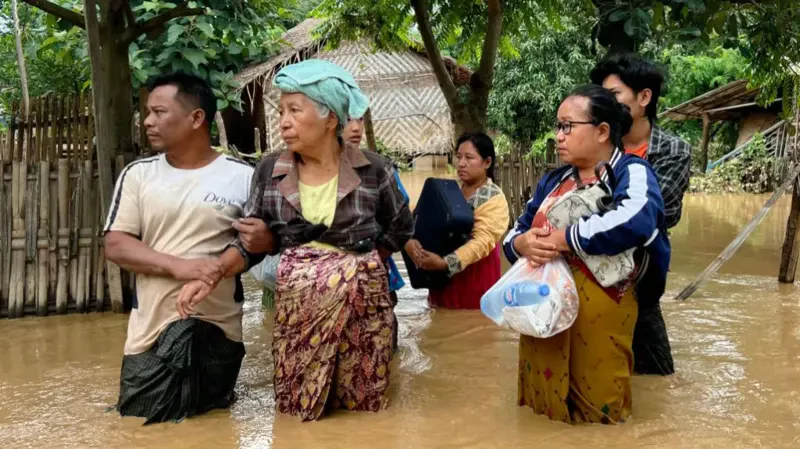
2 170 800 449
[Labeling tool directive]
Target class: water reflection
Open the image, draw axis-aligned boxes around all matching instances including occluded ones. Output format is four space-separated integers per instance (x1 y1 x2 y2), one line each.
2 188 800 448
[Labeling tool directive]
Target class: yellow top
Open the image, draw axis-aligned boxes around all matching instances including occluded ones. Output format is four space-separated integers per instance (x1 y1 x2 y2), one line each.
299 175 339 251
444 180 510 276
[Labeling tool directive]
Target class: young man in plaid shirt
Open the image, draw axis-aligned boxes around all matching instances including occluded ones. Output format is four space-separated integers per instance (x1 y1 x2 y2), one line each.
592 53 692 376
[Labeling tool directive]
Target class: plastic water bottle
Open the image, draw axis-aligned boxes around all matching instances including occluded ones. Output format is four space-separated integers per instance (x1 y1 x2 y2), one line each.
481 281 551 325
503 282 550 307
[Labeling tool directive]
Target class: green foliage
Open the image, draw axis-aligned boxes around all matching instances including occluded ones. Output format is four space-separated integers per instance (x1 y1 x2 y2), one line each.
0 3 89 116
128 0 287 111
315 0 580 66
530 131 556 158
594 1 800 107
657 44 746 162
374 139 411 172
689 133 776 194
488 21 594 147
5 1 296 114
492 133 512 157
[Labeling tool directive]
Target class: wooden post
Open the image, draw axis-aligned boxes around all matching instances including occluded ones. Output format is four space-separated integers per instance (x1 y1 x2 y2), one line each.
779 175 800 283
106 155 126 313
77 160 93 312
71 161 84 312
9 161 25 318
0 159 5 308
56 158 69 314
37 161 50 316
700 113 711 173
364 108 378 152
25 153 39 308
1 137 10 307
49 163 58 301
94 187 105 312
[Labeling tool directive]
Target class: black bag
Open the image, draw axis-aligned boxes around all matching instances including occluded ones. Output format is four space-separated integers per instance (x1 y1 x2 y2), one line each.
402 178 474 289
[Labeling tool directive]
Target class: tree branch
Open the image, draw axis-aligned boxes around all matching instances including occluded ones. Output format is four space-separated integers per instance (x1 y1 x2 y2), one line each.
20 0 86 29
121 2 205 44
410 0 459 109
122 1 136 27
476 0 503 91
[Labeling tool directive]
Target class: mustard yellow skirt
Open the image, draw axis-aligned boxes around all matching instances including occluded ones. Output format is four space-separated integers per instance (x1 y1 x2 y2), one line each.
518 266 638 424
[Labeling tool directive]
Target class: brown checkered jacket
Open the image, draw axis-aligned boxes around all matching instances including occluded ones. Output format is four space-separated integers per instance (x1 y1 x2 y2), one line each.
233 144 412 268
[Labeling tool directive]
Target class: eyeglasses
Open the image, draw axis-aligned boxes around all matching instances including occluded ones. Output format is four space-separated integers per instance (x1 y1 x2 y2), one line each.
554 120 596 135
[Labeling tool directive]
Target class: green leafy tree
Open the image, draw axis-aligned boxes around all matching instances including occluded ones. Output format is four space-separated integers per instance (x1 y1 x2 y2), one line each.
0 3 89 118
592 1 800 106
488 21 596 155
657 44 746 169
316 0 568 138
18 0 288 216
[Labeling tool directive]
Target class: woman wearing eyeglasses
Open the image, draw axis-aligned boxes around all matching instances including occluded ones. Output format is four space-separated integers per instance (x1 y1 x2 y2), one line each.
502 85 670 424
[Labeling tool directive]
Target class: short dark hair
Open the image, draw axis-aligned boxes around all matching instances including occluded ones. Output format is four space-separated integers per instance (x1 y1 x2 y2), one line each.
146 72 217 126
590 53 664 123
566 84 633 151
456 132 496 180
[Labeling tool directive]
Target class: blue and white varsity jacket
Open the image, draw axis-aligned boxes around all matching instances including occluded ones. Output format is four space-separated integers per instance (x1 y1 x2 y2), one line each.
502 149 671 306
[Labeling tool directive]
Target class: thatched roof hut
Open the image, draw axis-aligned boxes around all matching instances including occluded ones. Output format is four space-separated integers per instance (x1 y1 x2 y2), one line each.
222 19 471 157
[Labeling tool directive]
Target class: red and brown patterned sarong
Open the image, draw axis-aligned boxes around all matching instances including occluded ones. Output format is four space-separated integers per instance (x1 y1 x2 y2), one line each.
273 246 395 421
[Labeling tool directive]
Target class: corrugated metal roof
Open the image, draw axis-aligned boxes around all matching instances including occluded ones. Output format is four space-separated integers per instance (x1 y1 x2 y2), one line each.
659 79 763 122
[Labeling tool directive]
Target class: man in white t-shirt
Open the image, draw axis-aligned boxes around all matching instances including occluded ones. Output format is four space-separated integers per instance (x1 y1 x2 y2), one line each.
103 72 271 424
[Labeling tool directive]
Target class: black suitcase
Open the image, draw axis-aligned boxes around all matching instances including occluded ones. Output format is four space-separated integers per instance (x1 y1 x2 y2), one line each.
402 178 474 289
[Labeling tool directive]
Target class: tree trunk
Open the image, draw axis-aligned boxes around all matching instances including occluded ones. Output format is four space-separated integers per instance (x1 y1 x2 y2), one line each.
11 0 30 120
363 108 378 152
513 136 532 156
100 15 136 163
214 112 229 150
451 103 483 142
84 0 126 313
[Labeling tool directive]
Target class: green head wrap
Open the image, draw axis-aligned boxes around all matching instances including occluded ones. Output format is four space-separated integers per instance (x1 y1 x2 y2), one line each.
273 59 369 131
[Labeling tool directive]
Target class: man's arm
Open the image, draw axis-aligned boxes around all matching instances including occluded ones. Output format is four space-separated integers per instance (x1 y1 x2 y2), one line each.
104 231 224 286
218 246 247 279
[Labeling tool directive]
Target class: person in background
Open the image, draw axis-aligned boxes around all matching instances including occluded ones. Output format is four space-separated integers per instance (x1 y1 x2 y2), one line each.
231 59 412 421
103 72 268 424
342 116 409 351
503 84 670 424
591 53 691 376
405 132 509 309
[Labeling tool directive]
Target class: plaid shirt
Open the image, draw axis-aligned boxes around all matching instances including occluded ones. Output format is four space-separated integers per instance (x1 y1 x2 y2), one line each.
647 125 692 229
232 144 412 268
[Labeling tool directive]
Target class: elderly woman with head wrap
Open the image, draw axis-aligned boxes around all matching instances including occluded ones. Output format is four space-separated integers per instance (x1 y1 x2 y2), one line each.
233 60 413 421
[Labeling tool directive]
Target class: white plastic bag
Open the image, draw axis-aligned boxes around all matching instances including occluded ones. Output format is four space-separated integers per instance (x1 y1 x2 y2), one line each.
482 256 579 338
249 254 280 289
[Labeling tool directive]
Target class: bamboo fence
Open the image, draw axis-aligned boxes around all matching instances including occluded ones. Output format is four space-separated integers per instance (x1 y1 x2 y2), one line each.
494 147 561 226
0 92 123 318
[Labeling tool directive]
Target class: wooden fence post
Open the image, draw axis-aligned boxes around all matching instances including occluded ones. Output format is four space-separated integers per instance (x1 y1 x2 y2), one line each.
779 174 800 283
77 160 93 312
106 155 126 313
56 158 69 314
9 160 25 318
0 157 5 307
37 161 50 316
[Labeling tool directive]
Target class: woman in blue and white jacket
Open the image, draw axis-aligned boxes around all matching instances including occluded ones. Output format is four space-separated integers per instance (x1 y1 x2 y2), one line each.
503 85 670 425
